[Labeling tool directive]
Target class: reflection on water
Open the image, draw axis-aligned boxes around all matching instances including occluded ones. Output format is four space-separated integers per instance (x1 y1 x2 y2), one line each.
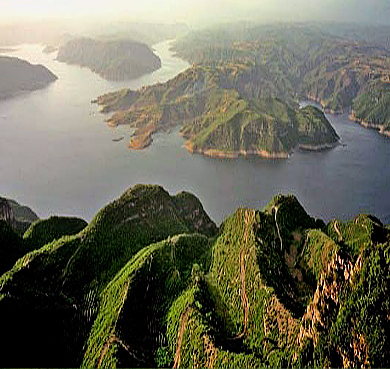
0 42 389 224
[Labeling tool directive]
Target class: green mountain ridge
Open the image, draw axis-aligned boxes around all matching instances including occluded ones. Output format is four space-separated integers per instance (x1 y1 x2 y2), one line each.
0 184 389 368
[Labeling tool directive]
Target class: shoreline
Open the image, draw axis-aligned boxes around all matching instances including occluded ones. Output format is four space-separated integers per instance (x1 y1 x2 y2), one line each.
124 131 339 159
298 141 340 151
303 97 390 138
184 141 290 159
349 112 390 138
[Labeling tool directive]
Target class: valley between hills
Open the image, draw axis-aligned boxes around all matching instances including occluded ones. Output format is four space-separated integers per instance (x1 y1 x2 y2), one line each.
1 185 390 368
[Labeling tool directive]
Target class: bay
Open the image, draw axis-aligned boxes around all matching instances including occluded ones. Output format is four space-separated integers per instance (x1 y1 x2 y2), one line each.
0 41 389 225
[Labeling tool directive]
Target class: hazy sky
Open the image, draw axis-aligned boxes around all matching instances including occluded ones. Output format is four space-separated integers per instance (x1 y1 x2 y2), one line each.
1 0 389 26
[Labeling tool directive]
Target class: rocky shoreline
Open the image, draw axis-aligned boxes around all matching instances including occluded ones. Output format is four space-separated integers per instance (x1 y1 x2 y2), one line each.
299 141 340 151
184 141 290 159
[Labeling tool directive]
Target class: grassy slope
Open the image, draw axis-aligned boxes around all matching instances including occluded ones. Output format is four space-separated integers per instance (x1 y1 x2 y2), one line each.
297 106 339 146
352 81 390 132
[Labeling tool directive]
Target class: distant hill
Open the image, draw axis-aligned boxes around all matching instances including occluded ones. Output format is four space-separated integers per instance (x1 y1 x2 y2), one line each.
0 196 86 274
0 184 389 368
95 65 339 158
94 22 189 46
57 38 161 81
0 56 57 99
0 21 188 48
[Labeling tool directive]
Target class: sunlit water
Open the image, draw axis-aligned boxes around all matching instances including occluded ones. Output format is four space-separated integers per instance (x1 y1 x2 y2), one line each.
1 41 389 224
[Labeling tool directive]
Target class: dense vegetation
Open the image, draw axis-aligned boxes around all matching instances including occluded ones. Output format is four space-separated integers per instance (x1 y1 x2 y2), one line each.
0 55 57 99
0 184 389 368
57 38 161 81
23 216 88 249
95 65 338 157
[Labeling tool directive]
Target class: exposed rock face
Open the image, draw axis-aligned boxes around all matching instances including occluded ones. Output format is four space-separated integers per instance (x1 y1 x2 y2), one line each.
296 251 359 348
0 197 13 224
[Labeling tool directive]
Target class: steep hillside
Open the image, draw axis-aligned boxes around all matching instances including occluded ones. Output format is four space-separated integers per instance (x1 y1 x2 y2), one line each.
0 197 39 273
0 184 216 367
57 38 161 81
95 66 338 158
82 233 212 368
6 199 36 221
0 56 57 99
163 196 390 368
0 186 389 368
350 80 390 136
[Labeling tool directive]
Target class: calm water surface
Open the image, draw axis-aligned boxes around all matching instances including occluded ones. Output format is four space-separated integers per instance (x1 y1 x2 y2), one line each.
1 41 389 224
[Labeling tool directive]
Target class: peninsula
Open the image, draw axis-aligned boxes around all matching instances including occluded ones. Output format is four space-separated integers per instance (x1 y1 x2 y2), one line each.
95 65 339 158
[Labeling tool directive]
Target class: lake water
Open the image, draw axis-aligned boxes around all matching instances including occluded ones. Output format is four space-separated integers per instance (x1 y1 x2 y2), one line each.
1 41 389 225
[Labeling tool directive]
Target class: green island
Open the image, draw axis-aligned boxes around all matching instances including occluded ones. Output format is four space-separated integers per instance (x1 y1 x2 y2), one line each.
57 38 161 81
95 23 390 154
0 184 389 368
0 55 57 99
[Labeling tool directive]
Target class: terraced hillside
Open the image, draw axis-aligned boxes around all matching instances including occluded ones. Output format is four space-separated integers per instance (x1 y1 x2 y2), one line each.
0 185 389 368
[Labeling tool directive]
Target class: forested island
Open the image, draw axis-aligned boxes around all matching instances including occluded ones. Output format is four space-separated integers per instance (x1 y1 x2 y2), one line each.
1 184 390 368
57 38 161 81
0 56 57 99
